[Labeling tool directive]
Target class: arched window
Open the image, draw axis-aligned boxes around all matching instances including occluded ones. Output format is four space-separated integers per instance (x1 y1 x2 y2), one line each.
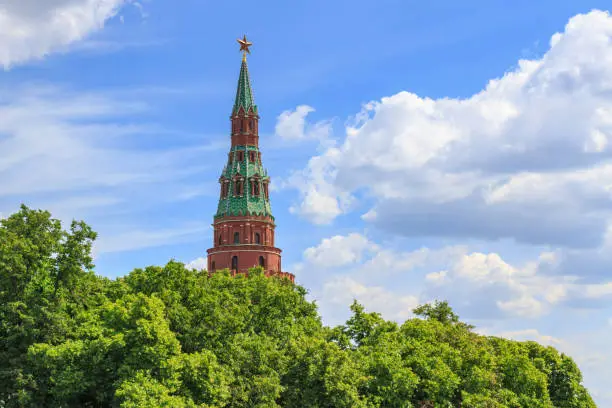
250 119 254 131
218 235 222 246
223 182 229 198
254 233 261 245
259 256 265 268
235 179 243 196
254 181 260 196
234 232 240 244
211 261 216 271
232 256 238 270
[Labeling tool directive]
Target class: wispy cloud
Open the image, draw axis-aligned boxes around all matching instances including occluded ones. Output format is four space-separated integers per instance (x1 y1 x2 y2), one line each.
0 81 221 255
0 0 141 68
94 222 209 255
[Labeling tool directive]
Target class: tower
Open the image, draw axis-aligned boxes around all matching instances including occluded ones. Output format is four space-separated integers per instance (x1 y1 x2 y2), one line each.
206 36 294 283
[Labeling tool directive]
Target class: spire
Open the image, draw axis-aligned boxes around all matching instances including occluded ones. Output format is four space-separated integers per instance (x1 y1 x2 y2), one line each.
233 35 257 115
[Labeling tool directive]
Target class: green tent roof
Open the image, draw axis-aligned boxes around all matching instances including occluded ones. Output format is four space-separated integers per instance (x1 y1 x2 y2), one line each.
232 58 257 115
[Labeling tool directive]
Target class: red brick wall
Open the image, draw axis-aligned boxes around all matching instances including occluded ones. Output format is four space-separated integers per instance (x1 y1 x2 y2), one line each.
230 111 259 147
207 215 290 280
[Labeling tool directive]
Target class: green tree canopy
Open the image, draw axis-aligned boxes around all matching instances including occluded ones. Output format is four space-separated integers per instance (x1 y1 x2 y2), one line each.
0 206 597 407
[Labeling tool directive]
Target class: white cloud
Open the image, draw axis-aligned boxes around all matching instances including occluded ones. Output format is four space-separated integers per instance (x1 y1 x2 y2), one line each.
287 149 353 225
94 223 208 255
287 10 612 250
186 257 207 271
0 85 204 198
303 233 378 267
305 234 612 320
0 0 137 68
0 83 215 256
360 245 466 277
479 325 612 407
426 250 612 318
320 275 420 324
275 105 331 141
304 232 612 405
478 328 565 347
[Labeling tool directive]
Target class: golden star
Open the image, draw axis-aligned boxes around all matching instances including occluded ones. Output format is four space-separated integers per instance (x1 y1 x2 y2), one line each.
237 35 253 55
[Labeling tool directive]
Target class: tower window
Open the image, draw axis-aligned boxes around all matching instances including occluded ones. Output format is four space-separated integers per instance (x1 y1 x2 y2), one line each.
255 233 261 244
249 151 255 162
211 261 216 271
237 151 244 162
259 256 265 268
218 235 222 246
235 179 243 196
250 119 254 131
234 232 240 244
232 256 238 271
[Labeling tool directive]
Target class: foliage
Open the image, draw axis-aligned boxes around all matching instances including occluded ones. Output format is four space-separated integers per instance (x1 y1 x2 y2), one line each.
0 206 597 407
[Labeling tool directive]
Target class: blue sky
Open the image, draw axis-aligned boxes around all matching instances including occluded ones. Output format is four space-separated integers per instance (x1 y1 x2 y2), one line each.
1 0 612 405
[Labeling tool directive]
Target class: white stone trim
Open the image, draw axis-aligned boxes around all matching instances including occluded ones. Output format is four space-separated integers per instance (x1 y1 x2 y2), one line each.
208 249 281 255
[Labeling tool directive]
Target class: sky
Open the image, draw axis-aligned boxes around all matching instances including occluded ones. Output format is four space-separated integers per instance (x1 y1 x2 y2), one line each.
0 0 611 404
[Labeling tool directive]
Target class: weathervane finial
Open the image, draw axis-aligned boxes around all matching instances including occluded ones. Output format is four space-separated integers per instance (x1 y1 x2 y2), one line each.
237 35 252 62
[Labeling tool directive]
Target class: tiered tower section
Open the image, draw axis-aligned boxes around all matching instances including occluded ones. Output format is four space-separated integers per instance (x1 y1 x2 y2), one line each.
207 36 294 282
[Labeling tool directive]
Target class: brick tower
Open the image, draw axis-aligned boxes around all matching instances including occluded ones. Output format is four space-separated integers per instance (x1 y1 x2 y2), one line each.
206 36 294 282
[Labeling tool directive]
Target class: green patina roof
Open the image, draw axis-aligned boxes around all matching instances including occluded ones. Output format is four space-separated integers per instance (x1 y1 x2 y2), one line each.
215 145 273 219
216 57 270 219
233 59 257 115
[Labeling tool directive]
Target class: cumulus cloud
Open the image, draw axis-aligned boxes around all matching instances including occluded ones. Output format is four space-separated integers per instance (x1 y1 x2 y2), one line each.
479 325 612 407
303 233 378 267
320 275 420 325
275 105 331 141
427 250 612 318
305 234 612 320
0 0 134 67
306 233 612 404
478 328 565 347
185 257 207 271
287 150 354 225
287 10 612 250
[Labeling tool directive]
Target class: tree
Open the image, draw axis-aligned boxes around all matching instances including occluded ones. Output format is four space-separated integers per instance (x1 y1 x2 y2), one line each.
0 206 597 408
